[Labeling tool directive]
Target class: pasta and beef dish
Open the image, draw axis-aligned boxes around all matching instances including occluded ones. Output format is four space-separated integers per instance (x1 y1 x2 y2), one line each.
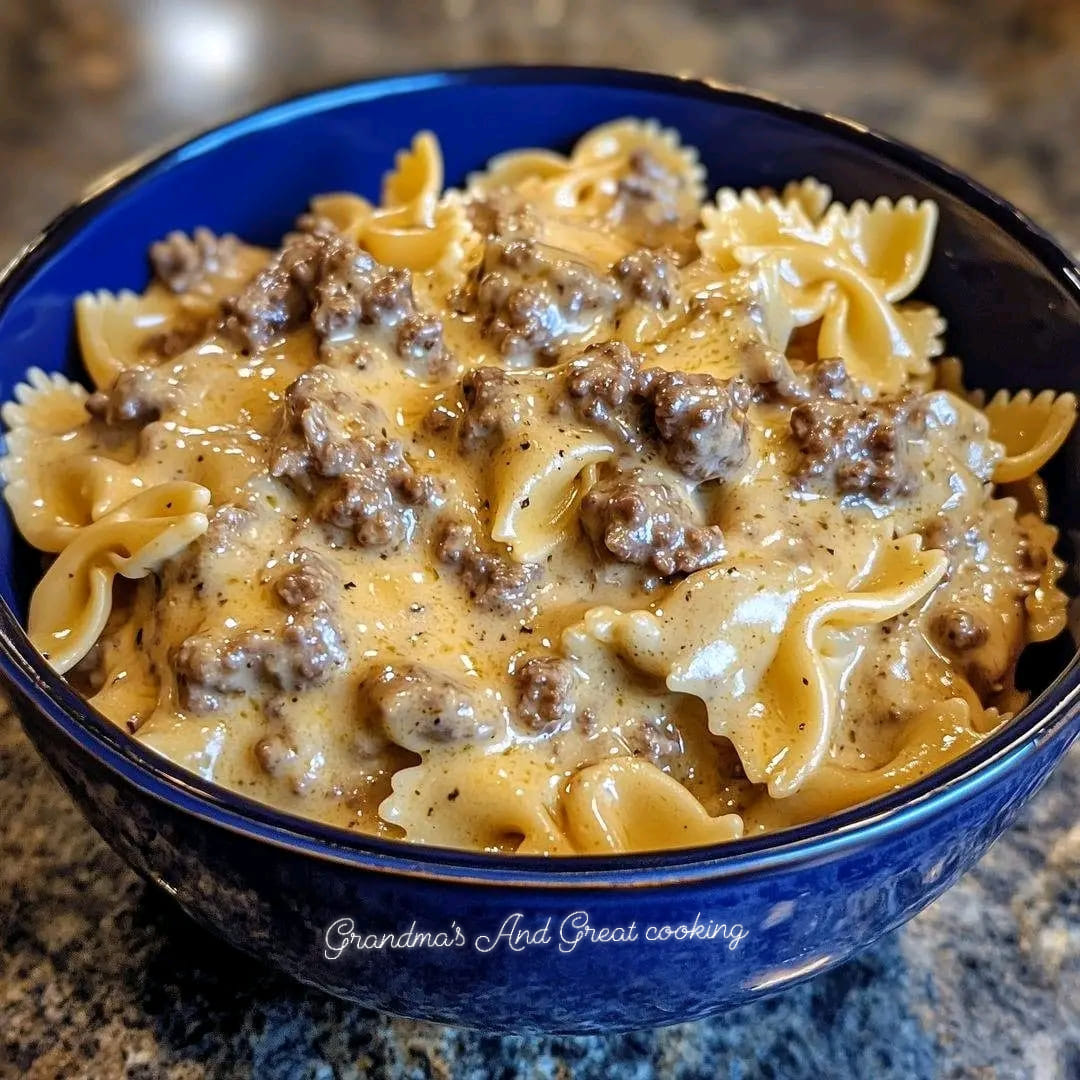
3 121 1075 853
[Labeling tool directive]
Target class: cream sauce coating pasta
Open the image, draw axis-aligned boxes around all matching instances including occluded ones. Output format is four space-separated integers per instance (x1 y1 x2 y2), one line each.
2 121 1074 854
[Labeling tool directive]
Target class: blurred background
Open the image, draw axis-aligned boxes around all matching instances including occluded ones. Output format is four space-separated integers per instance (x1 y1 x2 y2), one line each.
1 0 1079 261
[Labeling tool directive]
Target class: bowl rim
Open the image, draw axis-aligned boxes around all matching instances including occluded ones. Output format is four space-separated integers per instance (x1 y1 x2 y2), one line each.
2 63 1079 888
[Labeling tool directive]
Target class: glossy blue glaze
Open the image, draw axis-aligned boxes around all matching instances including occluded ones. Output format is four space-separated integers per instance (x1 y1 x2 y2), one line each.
1 68 1079 1034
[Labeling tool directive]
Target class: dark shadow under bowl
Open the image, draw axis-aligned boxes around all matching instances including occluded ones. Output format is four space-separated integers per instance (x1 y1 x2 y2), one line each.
1 67 1079 1033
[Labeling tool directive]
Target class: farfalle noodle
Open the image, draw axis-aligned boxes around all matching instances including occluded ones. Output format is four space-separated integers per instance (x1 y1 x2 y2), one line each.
568 537 946 797
383 752 742 854
75 289 177 388
489 430 616 561
982 388 1078 483
380 748 568 854
308 133 475 278
699 187 938 391
382 131 443 226
744 699 982 832
0 369 144 551
28 483 210 674
562 758 743 852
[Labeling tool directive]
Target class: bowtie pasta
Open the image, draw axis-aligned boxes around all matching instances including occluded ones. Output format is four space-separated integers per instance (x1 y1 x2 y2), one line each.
3 121 1074 854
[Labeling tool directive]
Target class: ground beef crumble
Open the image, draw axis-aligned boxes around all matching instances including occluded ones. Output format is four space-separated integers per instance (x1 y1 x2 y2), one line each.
611 150 697 254
580 471 727 576
562 342 751 481
933 608 991 652
252 731 300 780
220 231 325 350
270 366 439 547
621 715 684 763
434 519 540 613
274 548 337 608
150 227 240 294
140 321 210 360
612 248 679 309
201 505 259 557
465 191 537 238
453 341 751 485
85 366 178 426
514 656 578 734
752 355 853 404
454 235 621 360
221 228 448 370
563 341 644 444
455 235 688 363
790 390 927 502
174 547 347 714
639 368 752 483
615 149 687 222
362 663 492 750
457 366 528 451
174 614 347 714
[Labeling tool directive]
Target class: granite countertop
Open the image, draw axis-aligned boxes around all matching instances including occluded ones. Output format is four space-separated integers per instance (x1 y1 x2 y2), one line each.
1 1 1079 1077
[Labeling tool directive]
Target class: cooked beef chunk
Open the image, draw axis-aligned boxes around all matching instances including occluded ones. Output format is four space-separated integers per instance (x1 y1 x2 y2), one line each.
622 716 684 763
85 366 177 426
611 150 696 248
313 259 409 346
451 340 751 486
790 391 927 502
460 340 751 472
141 317 211 360
363 663 491 750
458 366 527 451
612 249 679 309
150 227 239 293
221 229 448 370
638 369 752 482
221 231 325 349
466 191 536 238
274 548 337 608
580 472 726 576
316 245 448 370
563 341 644 443
933 608 991 652
311 474 413 547
455 236 621 360
395 312 446 369
434 519 540 613
515 656 578 733
176 536 348 714
810 359 854 401
616 150 685 217
174 612 347 713
271 366 438 547
753 354 854 404
253 732 298 777
271 366 382 482
422 399 460 436
201 505 258 556
919 516 957 556
559 343 751 481
915 516 981 584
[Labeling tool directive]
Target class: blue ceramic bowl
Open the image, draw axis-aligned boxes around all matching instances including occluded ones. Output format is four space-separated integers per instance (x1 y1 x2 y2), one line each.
1 67 1079 1035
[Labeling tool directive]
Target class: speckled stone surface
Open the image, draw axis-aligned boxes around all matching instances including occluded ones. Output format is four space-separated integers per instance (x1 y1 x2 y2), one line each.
1 1 1079 1077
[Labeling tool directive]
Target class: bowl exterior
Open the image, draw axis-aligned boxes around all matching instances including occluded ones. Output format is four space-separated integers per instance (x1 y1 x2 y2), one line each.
2 67 1080 1033
13 682 1077 1034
